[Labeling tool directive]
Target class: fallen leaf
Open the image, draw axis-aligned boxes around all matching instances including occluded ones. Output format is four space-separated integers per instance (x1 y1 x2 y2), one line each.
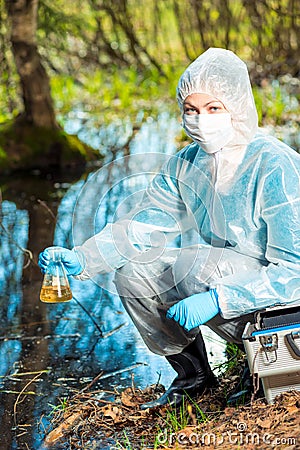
102 404 121 421
121 388 138 407
285 404 299 414
224 407 235 417
257 418 273 429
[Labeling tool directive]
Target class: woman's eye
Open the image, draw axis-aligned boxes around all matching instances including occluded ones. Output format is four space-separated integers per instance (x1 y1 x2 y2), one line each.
184 107 197 114
208 103 226 113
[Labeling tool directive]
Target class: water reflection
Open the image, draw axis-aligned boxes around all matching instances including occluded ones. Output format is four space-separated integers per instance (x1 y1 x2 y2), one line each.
0 200 29 362
0 116 227 449
63 111 181 160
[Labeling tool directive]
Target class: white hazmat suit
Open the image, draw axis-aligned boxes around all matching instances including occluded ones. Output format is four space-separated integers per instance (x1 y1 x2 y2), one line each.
74 48 300 355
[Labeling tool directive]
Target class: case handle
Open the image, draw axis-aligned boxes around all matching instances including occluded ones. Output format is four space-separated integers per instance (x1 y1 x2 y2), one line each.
285 332 300 358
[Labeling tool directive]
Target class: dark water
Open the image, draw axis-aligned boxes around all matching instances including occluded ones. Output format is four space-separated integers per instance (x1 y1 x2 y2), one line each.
2 112 298 449
0 115 226 449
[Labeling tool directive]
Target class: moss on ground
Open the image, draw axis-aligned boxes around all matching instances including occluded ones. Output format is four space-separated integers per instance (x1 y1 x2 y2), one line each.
0 119 101 173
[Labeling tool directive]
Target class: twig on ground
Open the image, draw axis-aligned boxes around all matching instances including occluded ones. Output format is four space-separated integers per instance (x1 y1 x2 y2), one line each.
0 334 80 342
95 363 148 382
73 371 104 399
13 372 46 427
102 322 128 339
0 369 50 379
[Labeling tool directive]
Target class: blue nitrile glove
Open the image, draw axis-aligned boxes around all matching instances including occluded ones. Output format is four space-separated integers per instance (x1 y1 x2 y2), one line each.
38 246 83 276
166 289 219 331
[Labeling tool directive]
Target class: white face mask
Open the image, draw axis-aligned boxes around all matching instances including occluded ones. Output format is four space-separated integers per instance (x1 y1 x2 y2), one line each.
183 112 234 154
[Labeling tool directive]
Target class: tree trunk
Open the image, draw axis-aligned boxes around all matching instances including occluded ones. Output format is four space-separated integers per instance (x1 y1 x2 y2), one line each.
6 0 57 128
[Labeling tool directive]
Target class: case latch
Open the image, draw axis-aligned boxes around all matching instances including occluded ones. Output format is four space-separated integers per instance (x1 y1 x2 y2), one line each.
259 333 278 363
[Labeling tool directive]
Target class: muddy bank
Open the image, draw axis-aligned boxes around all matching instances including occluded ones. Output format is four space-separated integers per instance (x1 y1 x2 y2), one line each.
42 356 300 449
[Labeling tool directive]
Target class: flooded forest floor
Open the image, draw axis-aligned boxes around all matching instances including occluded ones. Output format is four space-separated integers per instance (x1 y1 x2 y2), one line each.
1 96 300 449
43 356 300 449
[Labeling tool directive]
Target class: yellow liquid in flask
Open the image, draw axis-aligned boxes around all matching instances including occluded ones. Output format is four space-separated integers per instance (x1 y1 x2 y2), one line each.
40 284 72 303
39 247 73 303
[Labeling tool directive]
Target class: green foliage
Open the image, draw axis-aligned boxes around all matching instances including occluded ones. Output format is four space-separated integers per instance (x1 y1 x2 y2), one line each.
1 0 299 167
252 80 299 125
151 399 209 449
223 342 243 372
157 396 207 433
48 397 68 416
2 0 300 125
163 398 190 432
50 66 299 136
51 66 179 129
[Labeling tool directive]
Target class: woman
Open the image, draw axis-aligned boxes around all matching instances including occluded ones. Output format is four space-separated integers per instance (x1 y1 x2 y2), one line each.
39 48 300 408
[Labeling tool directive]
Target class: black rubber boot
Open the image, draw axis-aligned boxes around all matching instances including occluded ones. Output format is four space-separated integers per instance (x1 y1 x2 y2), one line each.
140 333 218 409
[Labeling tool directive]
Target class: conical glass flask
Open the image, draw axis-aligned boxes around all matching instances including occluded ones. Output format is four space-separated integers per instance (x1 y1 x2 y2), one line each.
40 247 73 303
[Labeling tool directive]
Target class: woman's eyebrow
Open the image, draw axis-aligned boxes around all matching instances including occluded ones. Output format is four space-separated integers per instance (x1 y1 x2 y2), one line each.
204 100 222 106
183 99 222 108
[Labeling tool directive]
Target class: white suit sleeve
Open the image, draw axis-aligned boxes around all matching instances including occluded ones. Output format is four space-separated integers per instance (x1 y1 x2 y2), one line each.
74 156 191 279
216 155 300 318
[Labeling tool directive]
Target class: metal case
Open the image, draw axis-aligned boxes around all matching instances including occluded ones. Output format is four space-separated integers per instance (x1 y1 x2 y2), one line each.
242 305 300 403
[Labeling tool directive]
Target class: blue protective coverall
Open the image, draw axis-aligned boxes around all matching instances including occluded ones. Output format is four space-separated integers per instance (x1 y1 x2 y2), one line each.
73 48 300 355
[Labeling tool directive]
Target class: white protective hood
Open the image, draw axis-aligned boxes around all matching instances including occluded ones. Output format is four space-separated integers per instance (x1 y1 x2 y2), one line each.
176 48 258 148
